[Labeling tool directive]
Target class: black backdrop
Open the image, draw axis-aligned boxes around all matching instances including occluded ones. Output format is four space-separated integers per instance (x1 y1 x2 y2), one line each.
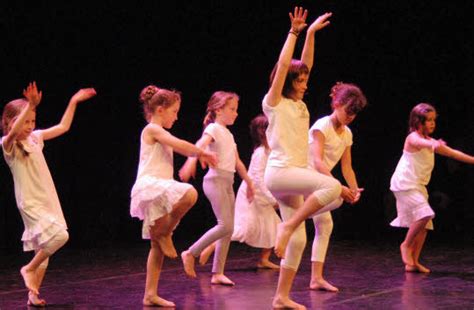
1 1 473 252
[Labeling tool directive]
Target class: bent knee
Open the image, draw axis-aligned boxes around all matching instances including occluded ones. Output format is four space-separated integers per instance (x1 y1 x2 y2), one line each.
314 218 333 236
184 187 198 206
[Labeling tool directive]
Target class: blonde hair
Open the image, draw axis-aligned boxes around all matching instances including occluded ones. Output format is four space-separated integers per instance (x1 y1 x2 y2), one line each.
139 85 181 122
203 91 239 127
1 98 33 156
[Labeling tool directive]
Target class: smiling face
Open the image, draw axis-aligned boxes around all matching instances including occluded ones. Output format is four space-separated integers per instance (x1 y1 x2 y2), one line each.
216 97 239 126
158 100 180 129
16 110 36 140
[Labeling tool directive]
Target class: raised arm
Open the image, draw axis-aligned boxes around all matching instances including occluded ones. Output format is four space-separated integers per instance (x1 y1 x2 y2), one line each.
41 88 96 141
266 7 308 107
2 82 42 152
301 12 332 74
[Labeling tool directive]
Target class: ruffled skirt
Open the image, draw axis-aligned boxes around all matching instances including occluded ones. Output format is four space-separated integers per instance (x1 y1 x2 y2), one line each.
232 183 281 248
131 175 193 239
391 188 434 230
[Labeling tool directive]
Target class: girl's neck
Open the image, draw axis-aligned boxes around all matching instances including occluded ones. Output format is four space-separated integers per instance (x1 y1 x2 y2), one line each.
416 129 430 139
329 113 343 131
150 115 163 127
215 119 227 127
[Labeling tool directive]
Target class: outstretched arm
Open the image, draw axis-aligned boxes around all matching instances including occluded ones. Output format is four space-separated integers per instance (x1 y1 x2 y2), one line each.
41 88 96 141
301 12 332 74
266 7 308 107
436 144 474 164
2 82 42 152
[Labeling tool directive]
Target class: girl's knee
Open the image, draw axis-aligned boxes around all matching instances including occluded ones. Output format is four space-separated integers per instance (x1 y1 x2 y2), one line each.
185 188 199 206
289 229 307 253
314 217 333 237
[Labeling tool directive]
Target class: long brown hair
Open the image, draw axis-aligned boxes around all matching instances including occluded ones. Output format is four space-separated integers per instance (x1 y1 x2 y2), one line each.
249 114 268 150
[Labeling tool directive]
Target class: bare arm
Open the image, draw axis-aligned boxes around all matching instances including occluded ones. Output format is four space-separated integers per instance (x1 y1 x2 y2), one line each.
435 144 474 164
178 133 215 182
41 88 96 141
340 146 363 204
2 82 42 152
311 130 333 176
266 7 308 107
301 12 332 74
235 150 255 201
405 132 441 151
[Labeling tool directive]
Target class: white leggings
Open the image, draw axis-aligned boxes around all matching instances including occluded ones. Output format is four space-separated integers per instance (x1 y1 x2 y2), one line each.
264 166 341 270
189 169 235 274
38 229 69 269
311 198 343 262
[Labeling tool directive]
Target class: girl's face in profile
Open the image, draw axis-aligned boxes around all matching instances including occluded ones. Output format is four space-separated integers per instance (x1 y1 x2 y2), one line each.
216 97 239 126
159 100 181 129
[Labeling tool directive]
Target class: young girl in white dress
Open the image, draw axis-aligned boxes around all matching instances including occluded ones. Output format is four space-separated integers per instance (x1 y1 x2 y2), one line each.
308 82 367 291
199 114 281 269
130 85 217 307
179 91 255 286
390 103 474 273
1 82 96 306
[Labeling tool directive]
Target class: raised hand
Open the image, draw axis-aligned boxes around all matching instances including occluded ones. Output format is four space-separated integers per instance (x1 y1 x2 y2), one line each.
22 82 42 107
289 6 308 34
307 12 332 34
71 88 97 104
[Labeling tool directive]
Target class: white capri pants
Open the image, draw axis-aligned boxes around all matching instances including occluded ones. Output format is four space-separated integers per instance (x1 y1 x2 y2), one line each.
189 169 235 274
264 166 342 270
311 197 343 262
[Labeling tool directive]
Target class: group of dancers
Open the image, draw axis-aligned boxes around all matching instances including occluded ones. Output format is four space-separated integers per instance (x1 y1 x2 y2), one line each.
2 7 474 309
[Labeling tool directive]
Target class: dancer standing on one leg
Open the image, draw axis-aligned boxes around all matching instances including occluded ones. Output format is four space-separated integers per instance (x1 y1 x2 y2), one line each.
199 114 281 270
130 85 217 307
390 103 474 273
180 91 255 286
263 7 342 309
1 82 96 306
308 82 367 292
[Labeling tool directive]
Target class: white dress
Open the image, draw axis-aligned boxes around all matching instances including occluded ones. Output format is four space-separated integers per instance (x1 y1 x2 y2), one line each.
130 126 192 239
2 130 67 252
232 146 281 248
390 147 435 230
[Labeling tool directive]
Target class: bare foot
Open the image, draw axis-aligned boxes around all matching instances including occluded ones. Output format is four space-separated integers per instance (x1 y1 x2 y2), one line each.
27 291 46 307
143 295 175 307
181 250 197 278
199 244 215 266
274 223 293 259
405 263 430 273
257 260 280 270
309 278 339 292
211 274 235 286
400 243 414 266
272 295 306 309
157 235 178 258
20 266 38 294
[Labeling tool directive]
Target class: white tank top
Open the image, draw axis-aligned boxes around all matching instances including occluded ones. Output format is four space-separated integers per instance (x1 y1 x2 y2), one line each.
390 148 434 191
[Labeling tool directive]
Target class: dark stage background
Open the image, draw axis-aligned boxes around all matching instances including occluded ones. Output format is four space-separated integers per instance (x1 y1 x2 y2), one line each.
1 1 473 253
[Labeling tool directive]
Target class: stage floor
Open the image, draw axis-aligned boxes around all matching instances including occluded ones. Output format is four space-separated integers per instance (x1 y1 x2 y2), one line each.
1 240 473 309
